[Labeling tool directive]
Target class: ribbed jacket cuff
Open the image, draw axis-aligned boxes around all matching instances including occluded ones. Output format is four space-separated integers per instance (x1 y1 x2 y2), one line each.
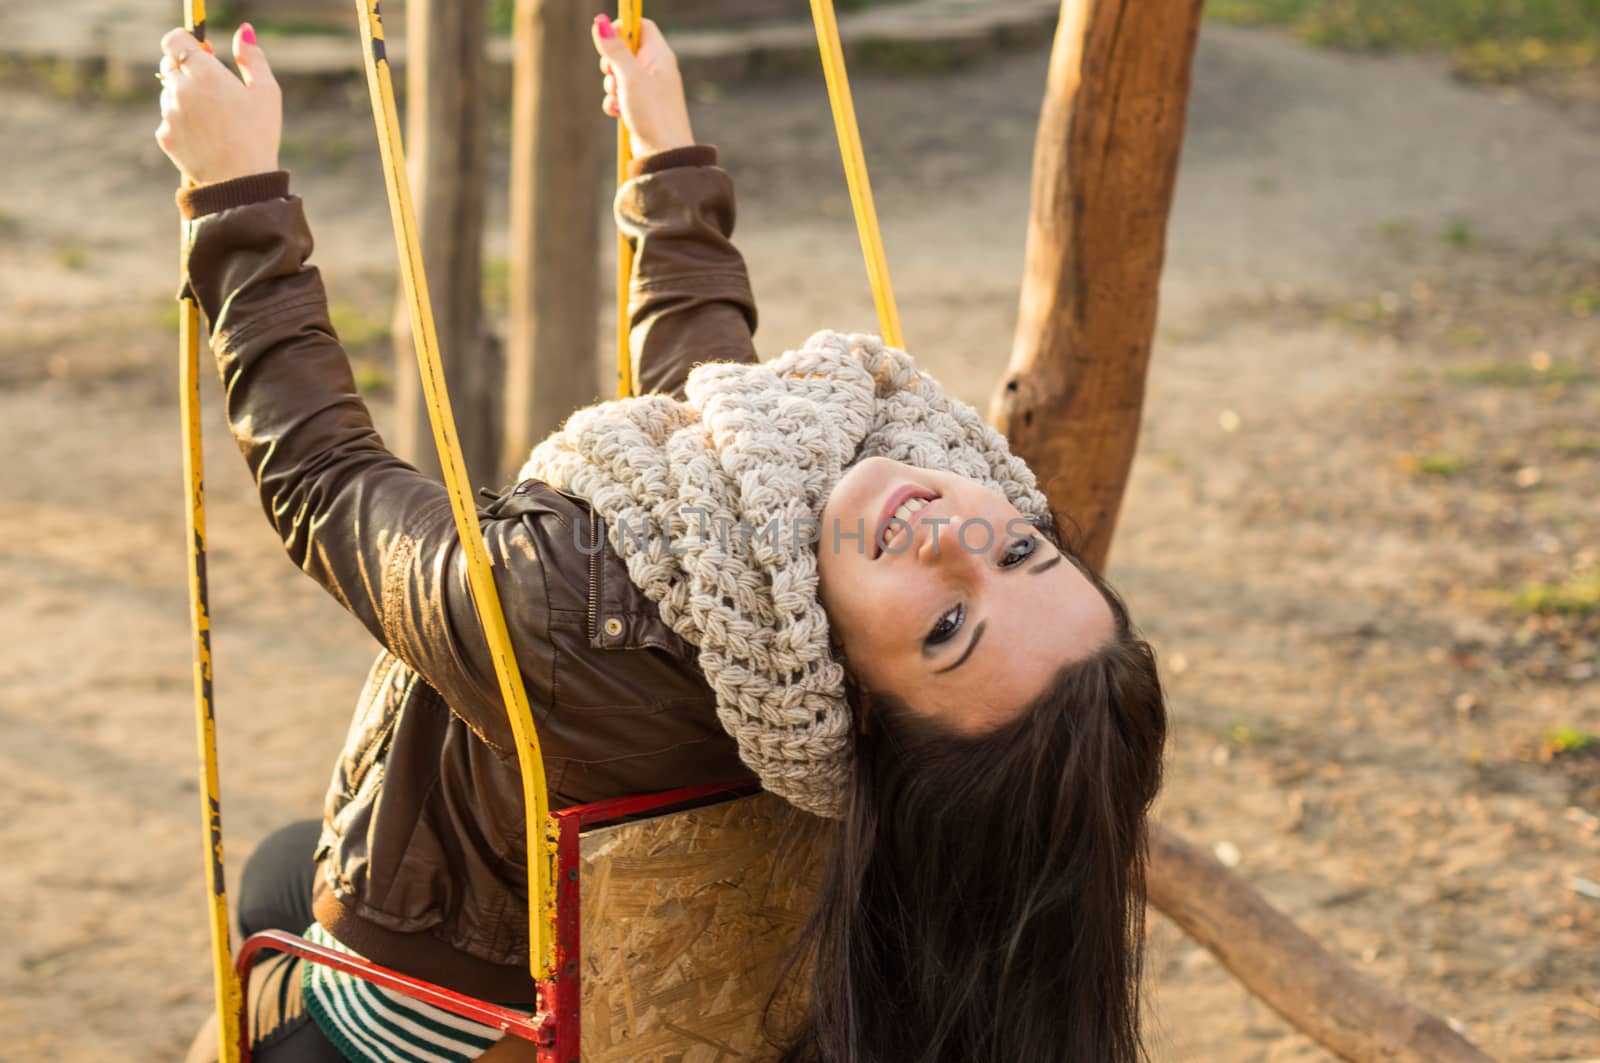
176 170 292 219
627 144 718 179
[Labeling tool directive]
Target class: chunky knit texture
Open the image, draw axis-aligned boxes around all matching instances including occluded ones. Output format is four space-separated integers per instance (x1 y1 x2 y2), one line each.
520 331 1050 818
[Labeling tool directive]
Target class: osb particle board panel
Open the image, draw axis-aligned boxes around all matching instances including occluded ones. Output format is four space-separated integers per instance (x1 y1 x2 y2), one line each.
578 792 824 1061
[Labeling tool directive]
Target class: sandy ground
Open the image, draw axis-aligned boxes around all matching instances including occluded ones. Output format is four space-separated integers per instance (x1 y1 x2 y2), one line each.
3 20 1598 1061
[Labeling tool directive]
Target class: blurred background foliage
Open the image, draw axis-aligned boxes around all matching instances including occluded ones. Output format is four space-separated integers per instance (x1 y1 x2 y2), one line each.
212 0 1600 85
209 0 1600 86
1208 0 1600 81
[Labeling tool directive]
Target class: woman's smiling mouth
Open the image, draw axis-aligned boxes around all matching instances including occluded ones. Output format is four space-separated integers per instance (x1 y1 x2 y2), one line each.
873 485 939 558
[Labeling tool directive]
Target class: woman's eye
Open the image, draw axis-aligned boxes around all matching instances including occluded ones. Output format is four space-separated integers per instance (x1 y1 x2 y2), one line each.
1001 537 1039 568
926 604 964 646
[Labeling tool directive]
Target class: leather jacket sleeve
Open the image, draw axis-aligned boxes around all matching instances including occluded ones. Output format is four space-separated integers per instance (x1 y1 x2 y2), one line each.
616 146 758 396
178 155 757 749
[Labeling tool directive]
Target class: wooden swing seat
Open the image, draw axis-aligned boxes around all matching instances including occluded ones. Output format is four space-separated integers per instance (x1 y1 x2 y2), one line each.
235 786 824 1062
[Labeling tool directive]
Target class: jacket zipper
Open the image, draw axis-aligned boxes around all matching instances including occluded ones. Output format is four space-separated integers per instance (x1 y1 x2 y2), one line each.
586 507 599 641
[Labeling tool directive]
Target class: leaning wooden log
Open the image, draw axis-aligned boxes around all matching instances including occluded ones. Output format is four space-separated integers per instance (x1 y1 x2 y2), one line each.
1149 827 1497 1062
995 2 1500 1060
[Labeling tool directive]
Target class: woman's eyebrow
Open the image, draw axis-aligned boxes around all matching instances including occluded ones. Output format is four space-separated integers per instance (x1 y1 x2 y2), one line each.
1029 555 1062 575
932 619 986 674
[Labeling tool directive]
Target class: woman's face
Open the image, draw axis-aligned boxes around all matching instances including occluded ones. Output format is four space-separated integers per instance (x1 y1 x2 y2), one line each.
818 457 1117 734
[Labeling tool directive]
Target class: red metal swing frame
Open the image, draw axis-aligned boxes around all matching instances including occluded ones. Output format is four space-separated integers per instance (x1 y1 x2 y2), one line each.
235 781 758 1062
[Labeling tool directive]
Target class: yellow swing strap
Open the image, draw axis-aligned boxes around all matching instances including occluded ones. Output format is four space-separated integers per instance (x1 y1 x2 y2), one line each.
351 0 557 980
615 0 643 398
808 0 903 349
176 3 246 1060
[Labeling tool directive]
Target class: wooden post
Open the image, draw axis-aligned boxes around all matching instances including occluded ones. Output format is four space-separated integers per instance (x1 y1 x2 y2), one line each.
999 3 1501 1060
502 0 606 480
992 0 1198 574
392 0 498 485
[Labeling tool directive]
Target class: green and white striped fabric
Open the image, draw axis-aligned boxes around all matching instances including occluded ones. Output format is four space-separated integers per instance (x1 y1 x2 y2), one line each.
299 923 530 1062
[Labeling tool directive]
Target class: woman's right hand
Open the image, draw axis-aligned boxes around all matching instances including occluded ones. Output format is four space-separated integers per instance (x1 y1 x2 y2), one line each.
592 15 696 157
155 24 282 187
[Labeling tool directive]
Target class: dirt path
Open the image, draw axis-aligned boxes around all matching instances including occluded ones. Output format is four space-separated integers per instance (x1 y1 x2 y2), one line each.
3 22 1597 1061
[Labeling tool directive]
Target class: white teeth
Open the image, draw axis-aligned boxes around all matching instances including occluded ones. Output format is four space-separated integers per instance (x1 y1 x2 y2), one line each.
881 496 930 550
893 497 927 524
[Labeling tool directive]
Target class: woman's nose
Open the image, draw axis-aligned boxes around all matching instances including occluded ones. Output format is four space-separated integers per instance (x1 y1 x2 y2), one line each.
916 511 966 563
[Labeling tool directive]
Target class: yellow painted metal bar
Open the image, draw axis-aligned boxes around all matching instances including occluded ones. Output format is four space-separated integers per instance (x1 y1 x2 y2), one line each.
351 0 557 980
615 0 643 398
178 7 244 1062
808 0 904 349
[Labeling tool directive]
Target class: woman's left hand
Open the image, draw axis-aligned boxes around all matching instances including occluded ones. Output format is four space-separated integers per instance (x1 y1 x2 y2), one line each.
155 24 282 187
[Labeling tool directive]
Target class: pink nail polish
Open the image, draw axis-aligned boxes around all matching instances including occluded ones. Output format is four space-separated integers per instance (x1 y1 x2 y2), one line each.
241 22 256 46
596 14 616 40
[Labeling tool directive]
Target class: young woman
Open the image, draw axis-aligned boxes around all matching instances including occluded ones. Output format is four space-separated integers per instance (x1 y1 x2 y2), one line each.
159 15 1167 1063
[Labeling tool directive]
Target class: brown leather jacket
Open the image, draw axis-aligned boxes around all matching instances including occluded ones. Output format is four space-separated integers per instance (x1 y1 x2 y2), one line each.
181 146 760 1003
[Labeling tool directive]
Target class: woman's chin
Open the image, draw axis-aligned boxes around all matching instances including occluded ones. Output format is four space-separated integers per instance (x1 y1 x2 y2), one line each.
823 459 880 542
820 458 889 582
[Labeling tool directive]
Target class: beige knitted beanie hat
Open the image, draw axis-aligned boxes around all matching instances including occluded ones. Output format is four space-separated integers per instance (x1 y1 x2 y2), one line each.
520 330 1050 817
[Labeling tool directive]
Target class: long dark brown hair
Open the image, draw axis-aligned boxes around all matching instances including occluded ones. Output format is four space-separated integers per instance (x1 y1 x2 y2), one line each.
770 544 1167 1063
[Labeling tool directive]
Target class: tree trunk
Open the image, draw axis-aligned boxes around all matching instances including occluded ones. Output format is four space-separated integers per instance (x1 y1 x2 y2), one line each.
501 0 606 480
1002 3 1500 1061
392 0 497 485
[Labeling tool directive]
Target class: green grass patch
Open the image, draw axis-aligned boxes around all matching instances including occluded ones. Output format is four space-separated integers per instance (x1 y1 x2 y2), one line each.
490 0 896 35
45 59 88 97
1544 725 1597 756
1445 361 1588 386
363 0 915 37
1417 452 1466 476
1509 577 1600 616
205 0 243 25
202 1 342 37
329 301 390 349
490 0 515 36
353 363 392 395
58 242 86 271
1455 35 1599 81
1207 0 1600 81
155 299 183 332
1334 295 1399 324
1442 219 1477 248
483 257 511 317
1553 430 1600 454
1569 285 1600 317
857 37 983 73
1377 217 1414 240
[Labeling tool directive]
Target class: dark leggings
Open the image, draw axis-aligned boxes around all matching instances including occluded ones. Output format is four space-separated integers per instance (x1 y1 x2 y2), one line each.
236 819 346 1063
